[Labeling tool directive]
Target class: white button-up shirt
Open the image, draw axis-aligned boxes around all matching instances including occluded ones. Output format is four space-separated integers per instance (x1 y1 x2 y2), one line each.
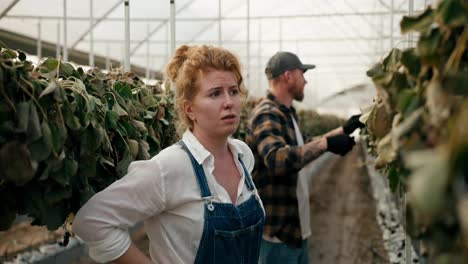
73 130 260 263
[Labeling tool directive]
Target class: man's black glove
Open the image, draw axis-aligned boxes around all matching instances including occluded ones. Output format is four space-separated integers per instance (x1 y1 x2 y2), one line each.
326 135 356 156
342 114 365 135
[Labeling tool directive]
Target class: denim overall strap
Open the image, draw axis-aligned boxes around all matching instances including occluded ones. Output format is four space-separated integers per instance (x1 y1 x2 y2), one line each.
237 154 256 191
178 140 265 264
178 141 212 198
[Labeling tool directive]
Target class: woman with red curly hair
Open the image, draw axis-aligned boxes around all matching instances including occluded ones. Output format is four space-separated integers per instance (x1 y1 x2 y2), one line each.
73 45 264 264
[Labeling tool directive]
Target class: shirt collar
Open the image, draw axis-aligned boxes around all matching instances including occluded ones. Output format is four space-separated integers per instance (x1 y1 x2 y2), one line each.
267 91 297 116
181 130 243 165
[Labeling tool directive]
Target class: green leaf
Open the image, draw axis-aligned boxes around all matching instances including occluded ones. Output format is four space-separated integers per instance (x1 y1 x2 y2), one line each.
142 94 158 107
38 58 59 79
417 28 442 62
398 90 421 118
116 150 134 177
2 49 17 59
105 92 115 109
39 80 58 98
400 7 434 34
45 185 72 204
105 110 119 129
0 141 37 186
442 71 468 95
115 82 133 99
113 102 128 116
147 136 161 156
27 103 42 143
100 127 113 153
59 62 75 77
81 126 102 154
49 122 67 154
388 165 400 192
128 139 139 159
52 158 78 186
138 140 150 160
116 122 128 136
401 49 422 77
160 118 169 125
79 154 97 178
16 101 30 133
383 48 402 72
407 149 449 222
63 105 81 130
132 120 147 134
29 121 53 161
121 121 138 138
436 0 467 27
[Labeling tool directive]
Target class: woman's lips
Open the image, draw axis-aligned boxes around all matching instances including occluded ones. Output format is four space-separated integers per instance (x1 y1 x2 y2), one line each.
221 114 236 120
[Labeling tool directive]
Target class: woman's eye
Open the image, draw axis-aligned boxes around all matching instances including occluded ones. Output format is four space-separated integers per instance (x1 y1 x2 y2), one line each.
210 91 220 98
230 89 239 96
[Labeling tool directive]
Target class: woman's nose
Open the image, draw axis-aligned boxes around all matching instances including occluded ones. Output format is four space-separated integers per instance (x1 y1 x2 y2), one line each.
222 91 233 108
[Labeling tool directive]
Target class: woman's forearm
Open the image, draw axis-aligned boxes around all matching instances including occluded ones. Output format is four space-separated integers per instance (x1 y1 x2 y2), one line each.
112 243 153 264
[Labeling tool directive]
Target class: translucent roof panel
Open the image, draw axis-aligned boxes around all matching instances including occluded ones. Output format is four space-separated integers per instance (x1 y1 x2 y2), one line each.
0 0 432 113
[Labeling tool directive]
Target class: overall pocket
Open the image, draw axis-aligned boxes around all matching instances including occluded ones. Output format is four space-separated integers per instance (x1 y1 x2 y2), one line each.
213 218 264 264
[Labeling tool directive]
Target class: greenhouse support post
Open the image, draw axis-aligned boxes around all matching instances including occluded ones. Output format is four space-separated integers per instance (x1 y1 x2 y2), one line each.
63 0 68 61
71 0 124 50
380 11 384 55
146 24 150 79
246 0 250 88
56 23 61 59
131 1 191 58
37 19 42 59
124 0 130 72
390 0 394 49
170 0 175 57
218 0 222 46
279 18 282 51
106 44 110 70
165 23 169 66
89 0 95 67
170 0 176 100
257 19 262 92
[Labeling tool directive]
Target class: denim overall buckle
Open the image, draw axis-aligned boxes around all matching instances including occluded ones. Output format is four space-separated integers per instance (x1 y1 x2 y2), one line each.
203 196 215 211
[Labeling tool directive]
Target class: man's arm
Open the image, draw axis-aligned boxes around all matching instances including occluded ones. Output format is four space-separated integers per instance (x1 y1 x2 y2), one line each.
250 109 330 174
302 137 328 165
318 126 344 139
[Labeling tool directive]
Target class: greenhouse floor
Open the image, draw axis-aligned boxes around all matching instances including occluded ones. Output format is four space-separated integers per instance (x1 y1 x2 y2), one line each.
308 147 388 263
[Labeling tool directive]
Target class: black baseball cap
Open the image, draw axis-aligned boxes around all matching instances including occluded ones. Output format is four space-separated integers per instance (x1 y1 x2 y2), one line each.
265 51 316 79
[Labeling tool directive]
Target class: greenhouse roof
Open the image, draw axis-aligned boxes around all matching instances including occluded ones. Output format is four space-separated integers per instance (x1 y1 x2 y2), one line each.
0 0 430 114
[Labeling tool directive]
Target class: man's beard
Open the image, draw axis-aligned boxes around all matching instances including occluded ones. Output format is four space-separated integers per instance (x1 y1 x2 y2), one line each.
293 88 304 101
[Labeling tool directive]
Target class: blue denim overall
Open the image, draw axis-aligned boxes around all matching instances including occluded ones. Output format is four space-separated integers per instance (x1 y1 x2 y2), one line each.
179 141 265 264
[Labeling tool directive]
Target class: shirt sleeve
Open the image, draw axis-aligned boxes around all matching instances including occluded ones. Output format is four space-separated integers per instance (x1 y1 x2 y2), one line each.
72 158 166 263
250 110 305 176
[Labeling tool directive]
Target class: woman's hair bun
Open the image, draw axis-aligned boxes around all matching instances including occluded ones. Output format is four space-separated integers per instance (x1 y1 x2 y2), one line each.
166 45 191 81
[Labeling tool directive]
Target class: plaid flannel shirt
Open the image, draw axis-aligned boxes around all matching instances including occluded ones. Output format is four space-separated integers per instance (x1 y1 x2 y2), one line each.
246 92 309 248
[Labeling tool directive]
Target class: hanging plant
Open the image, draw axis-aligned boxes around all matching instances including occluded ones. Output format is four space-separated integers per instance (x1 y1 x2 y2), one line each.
363 0 468 261
0 49 177 231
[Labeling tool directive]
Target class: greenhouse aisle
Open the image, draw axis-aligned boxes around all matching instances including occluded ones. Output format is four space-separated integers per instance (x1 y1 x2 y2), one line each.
308 147 388 264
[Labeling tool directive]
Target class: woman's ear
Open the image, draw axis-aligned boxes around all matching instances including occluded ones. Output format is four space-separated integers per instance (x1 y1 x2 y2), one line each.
183 100 195 121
